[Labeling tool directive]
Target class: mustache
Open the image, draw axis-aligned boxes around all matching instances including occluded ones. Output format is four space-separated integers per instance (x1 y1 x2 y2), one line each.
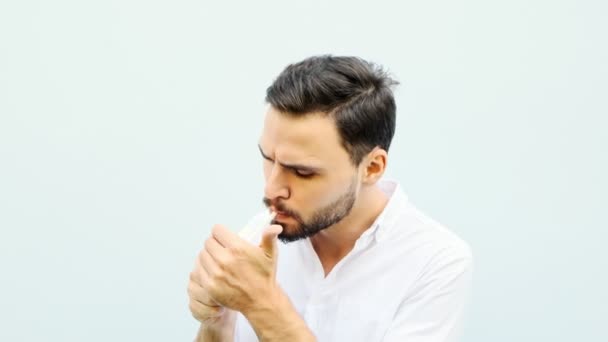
262 198 299 218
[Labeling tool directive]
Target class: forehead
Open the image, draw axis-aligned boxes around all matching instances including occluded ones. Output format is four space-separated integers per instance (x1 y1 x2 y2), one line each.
259 107 349 164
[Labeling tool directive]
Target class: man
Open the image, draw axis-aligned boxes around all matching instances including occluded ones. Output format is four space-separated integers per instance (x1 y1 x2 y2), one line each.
188 55 472 341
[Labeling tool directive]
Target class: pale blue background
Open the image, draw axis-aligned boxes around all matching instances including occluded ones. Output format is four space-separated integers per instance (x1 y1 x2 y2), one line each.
1 0 606 341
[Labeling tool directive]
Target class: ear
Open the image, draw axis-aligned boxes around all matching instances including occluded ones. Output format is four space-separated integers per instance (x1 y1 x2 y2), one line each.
360 147 388 185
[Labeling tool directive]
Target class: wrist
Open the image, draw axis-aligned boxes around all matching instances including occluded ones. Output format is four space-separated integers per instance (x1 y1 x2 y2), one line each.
243 287 314 341
241 282 288 321
196 310 237 342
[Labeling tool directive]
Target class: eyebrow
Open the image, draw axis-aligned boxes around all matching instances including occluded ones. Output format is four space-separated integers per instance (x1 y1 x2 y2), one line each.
257 145 322 172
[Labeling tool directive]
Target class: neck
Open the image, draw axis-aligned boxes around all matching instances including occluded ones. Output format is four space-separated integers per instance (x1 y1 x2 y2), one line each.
309 184 388 275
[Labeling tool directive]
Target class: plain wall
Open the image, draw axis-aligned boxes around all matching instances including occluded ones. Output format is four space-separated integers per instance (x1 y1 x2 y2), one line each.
1 0 606 341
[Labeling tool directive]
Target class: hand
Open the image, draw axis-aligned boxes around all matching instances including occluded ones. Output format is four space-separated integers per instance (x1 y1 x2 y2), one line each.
188 257 235 329
194 223 283 315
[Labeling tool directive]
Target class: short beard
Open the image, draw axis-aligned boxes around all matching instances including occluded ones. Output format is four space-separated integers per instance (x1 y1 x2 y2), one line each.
263 179 358 243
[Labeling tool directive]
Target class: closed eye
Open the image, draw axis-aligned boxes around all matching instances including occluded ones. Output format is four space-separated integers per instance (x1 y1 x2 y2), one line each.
258 145 321 178
293 169 315 178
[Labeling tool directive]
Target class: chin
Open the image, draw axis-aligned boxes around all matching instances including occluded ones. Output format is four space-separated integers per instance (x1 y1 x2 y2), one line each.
276 223 304 243
275 221 295 234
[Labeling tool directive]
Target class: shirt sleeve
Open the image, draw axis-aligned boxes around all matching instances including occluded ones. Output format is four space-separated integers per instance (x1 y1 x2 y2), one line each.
382 248 473 342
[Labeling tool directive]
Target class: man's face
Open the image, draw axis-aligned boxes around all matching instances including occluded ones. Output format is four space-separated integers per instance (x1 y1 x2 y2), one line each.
259 107 361 243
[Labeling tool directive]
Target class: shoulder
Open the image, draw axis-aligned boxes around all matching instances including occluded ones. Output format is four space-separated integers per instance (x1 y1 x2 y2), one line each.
378 180 472 262
383 200 473 279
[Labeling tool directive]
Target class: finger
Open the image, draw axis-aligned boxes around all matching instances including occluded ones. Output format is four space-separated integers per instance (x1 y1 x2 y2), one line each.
260 224 283 259
189 264 206 288
211 224 244 249
188 278 219 307
205 236 230 265
189 297 224 321
192 252 217 294
198 247 220 280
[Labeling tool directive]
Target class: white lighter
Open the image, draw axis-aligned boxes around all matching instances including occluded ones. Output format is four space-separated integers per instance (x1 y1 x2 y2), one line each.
237 211 277 241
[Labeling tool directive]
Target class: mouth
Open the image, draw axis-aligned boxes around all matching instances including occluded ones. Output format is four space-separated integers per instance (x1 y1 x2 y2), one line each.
269 209 292 221
274 211 291 219
271 210 290 219
267 205 296 222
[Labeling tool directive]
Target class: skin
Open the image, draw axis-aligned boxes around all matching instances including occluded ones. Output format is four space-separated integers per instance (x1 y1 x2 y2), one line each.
188 106 390 341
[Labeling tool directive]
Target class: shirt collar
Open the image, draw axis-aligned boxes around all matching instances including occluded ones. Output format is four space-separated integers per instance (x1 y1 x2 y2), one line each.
357 179 408 244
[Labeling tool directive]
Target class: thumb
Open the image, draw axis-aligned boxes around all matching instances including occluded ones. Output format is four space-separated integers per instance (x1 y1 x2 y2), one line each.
259 224 283 259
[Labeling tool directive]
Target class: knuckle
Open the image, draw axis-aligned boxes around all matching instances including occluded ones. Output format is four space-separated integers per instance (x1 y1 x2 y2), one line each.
215 255 230 271
207 278 217 292
190 270 201 284
189 299 222 323
213 272 225 284
207 279 223 297
227 245 242 256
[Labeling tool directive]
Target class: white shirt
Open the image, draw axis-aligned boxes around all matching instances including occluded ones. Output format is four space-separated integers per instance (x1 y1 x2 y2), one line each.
235 180 473 342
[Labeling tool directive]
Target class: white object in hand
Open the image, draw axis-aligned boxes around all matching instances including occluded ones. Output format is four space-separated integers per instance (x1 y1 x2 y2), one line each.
238 211 277 241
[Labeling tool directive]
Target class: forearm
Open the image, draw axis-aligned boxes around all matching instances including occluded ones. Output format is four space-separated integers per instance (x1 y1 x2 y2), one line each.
244 289 316 342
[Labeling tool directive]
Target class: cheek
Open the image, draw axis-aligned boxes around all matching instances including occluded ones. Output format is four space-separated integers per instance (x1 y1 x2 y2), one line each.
307 173 356 206
294 181 340 213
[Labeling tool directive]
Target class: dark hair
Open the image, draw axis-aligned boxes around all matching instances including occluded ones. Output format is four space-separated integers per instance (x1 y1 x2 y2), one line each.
265 55 398 165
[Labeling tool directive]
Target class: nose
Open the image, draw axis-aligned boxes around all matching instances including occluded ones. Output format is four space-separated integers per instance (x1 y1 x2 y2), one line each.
264 163 290 201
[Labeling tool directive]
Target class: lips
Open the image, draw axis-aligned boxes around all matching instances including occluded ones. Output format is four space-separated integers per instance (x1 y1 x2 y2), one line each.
273 211 292 221
267 204 293 221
